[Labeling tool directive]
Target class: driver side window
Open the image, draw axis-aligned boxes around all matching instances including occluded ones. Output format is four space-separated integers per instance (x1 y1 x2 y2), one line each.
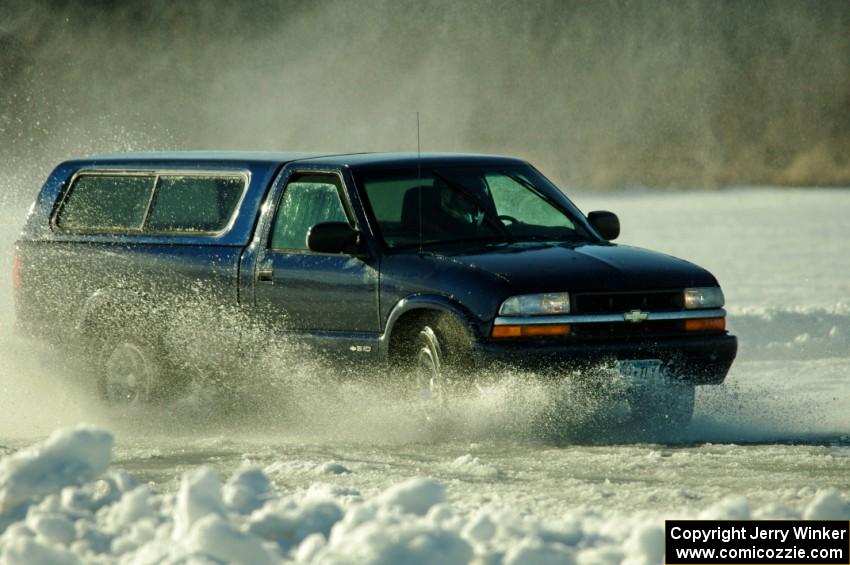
270 174 350 251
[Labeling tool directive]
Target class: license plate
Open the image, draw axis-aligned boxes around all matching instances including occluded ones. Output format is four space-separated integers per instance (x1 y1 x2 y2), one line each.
618 359 665 384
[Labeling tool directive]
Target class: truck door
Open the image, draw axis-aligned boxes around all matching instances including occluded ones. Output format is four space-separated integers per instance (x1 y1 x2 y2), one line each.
252 171 380 335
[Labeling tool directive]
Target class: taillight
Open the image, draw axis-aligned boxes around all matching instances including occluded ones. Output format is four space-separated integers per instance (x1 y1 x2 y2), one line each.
12 254 21 290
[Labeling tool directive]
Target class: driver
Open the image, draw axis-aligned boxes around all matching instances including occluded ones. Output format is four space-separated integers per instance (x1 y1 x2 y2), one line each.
433 177 488 233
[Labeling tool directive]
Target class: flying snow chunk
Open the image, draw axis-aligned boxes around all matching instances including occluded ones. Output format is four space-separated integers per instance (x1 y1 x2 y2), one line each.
0 426 113 513
377 477 447 515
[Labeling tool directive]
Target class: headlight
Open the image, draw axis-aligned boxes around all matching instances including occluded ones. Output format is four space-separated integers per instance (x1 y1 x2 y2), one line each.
499 292 570 316
683 287 724 309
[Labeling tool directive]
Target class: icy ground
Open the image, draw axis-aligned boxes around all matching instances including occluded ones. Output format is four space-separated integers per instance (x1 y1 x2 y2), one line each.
0 187 849 563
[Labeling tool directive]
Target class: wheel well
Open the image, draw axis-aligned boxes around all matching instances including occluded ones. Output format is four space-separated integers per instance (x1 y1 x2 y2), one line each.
79 300 164 355
387 308 472 367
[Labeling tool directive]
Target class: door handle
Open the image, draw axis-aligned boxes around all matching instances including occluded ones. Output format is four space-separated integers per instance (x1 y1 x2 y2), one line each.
256 266 274 283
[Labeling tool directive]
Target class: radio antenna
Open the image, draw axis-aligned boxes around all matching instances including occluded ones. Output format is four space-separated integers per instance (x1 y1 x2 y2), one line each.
417 111 423 254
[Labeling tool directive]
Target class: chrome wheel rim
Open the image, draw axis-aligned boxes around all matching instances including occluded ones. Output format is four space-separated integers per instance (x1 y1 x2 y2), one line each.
103 342 152 404
415 345 440 402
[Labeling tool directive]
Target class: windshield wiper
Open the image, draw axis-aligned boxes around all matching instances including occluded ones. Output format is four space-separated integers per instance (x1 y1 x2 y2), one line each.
509 234 580 243
392 233 583 251
394 236 515 250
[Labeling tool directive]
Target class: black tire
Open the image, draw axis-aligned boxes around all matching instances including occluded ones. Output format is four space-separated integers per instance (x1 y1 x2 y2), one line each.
97 333 164 405
411 326 446 409
627 382 695 437
401 315 473 417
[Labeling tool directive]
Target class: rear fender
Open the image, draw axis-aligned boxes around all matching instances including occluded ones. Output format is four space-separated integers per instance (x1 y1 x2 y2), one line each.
75 288 156 342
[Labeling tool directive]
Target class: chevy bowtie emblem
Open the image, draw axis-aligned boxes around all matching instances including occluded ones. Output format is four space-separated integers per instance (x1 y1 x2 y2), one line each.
623 309 650 323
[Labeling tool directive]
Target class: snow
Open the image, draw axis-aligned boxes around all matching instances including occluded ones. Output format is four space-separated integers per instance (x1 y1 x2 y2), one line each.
504 538 576 565
0 426 848 563
188 515 278 565
248 496 343 550
0 426 112 514
449 454 502 478
1 536 81 565
317 462 351 476
0 188 848 562
376 477 447 516
803 489 850 520
174 469 228 544
223 467 273 514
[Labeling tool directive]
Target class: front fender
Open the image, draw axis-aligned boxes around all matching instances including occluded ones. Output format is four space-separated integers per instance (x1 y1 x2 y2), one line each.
384 294 483 340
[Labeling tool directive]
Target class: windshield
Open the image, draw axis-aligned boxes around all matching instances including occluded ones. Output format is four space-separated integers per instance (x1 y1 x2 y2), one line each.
357 165 594 249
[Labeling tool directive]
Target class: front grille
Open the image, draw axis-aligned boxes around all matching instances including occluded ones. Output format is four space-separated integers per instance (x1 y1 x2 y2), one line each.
572 290 683 314
571 319 685 338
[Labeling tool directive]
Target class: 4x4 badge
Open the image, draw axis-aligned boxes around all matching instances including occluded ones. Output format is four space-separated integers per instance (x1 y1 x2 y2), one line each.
624 309 650 323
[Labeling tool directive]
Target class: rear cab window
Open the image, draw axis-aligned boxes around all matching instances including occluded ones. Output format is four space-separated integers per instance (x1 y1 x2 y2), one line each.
54 171 248 235
56 174 154 231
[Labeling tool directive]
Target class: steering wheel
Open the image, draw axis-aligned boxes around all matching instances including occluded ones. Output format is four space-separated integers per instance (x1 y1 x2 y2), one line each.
498 215 520 225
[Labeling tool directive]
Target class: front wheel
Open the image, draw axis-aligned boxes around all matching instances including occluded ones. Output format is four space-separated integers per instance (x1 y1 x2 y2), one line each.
400 316 473 418
412 326 446 408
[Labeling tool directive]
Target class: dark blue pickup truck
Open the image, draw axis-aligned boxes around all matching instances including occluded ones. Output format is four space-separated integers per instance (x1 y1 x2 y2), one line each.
14 151 736 429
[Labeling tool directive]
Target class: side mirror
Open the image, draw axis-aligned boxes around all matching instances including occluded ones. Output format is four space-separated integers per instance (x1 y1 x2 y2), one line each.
587 211 620 241
307 222 362 255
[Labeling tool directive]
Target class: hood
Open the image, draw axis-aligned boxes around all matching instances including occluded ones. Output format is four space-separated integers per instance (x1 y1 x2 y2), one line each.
426 241 717 293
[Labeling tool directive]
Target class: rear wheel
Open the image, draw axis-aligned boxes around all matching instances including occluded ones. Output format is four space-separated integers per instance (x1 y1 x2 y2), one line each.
97 334 163 405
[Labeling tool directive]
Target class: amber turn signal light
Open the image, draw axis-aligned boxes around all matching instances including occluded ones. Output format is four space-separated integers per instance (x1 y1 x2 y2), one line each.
491 324 572 338
684 317 725 332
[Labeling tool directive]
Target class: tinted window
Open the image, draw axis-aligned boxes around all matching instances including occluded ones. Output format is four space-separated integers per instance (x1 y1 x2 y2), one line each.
57 174 154 231
146 175 244 232
359 166 589 249
270 175 349 250
364 177 434 224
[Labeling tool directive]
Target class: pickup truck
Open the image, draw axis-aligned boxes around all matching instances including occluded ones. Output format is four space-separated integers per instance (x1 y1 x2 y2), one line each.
14 151 737 430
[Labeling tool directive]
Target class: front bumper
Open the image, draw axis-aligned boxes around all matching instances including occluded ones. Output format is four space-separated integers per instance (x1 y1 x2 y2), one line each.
471 333 738 385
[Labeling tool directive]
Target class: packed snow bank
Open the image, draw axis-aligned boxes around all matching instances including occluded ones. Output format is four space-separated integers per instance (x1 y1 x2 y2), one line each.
1 427 849 564
0 425 112 513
